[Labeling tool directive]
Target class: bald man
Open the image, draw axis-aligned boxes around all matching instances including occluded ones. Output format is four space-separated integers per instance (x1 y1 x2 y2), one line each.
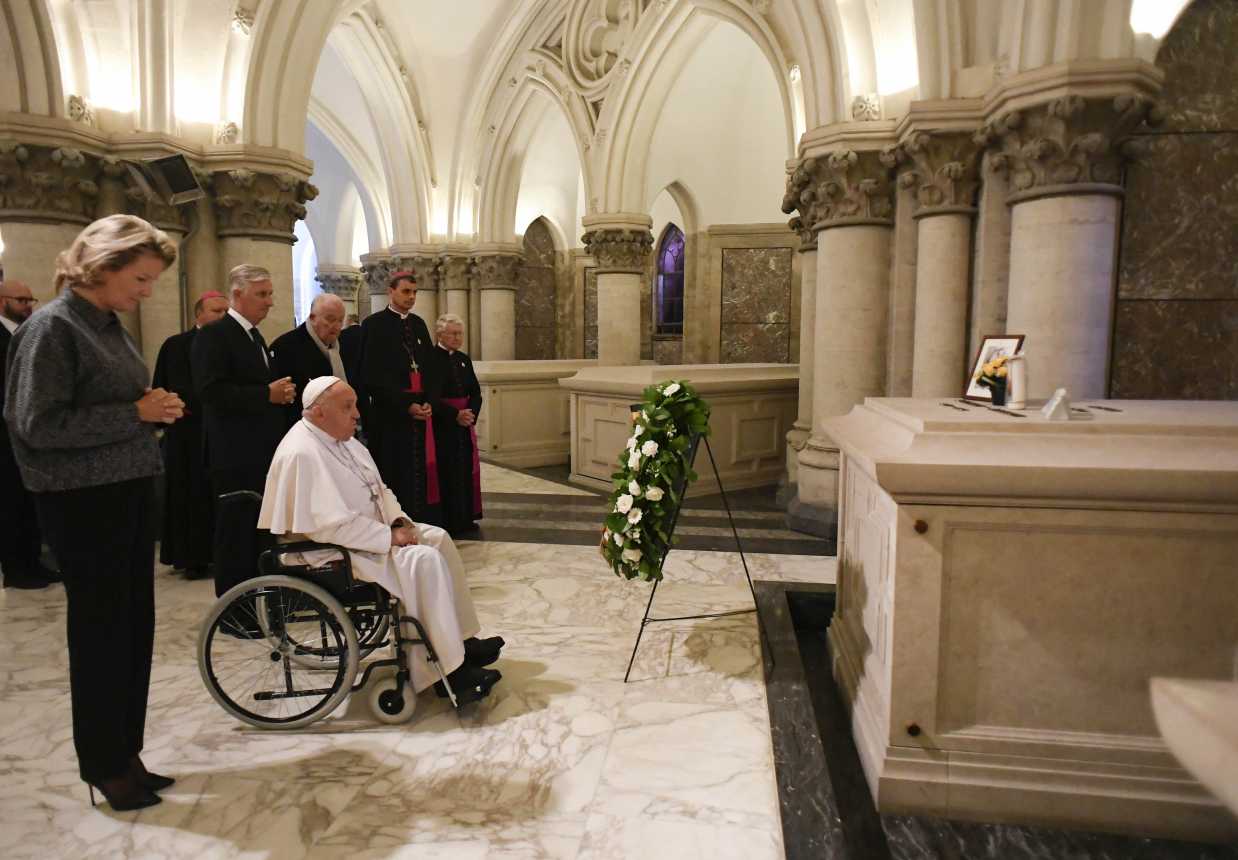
0 280 57 588
271 293 359 428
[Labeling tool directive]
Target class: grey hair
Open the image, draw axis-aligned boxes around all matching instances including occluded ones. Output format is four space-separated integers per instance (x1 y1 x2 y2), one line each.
309 293 345 315
435 312 464 334
227 264 272 295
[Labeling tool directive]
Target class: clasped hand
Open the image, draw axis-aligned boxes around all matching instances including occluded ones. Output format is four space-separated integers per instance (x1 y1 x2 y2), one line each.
408 402 433 420
391 524 419 547
268 377 296 405
137 387 185 424
456 409 475 427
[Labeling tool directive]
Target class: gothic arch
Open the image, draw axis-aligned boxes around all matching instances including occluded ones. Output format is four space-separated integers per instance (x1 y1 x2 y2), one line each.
2 0 65 116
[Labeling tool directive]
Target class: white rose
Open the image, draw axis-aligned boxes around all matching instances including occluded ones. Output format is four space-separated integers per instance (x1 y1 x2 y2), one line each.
613 533 624 546
633 424 644 437
645 486 664 502
641 440 659 457
616 494 634 514
628 480 642 496
663 382 681 396
622 547 642 563
628 451 641 469
627 508 643 525
626 436 637 451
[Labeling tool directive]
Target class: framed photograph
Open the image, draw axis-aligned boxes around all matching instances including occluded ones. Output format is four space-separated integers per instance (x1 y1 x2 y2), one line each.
963 334 1025 402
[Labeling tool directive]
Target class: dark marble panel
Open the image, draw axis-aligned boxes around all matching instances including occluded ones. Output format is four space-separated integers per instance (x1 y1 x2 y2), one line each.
1154 0 1238 133
584 266 598 359
721 248 793 324
720 322 791 364
652 336 683 365
1119 132 1238 300
522 219 556 267
515 326 555 360
1110 299 1238 399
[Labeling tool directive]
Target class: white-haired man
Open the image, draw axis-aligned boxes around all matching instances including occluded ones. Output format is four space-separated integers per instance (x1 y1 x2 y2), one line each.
430 313 483 536
270 292 358 428
259 376 503 703
192 264 296 595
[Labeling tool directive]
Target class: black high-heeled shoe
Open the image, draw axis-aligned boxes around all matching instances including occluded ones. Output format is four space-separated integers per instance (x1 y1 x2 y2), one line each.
130 756 175 792
87 773 161 811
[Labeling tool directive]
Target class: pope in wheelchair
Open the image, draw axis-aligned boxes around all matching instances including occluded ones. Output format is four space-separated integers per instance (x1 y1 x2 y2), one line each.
197 375 503 729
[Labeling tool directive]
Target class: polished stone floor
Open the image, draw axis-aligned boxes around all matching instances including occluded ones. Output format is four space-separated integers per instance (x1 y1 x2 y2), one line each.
0 464 834 859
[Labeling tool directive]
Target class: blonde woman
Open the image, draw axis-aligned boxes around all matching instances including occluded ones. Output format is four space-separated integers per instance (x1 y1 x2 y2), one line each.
3 214 184 811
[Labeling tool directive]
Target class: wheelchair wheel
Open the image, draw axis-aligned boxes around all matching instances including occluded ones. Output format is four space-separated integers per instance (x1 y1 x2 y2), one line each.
199 576 359 729
269 585 391 671
367 674 417 724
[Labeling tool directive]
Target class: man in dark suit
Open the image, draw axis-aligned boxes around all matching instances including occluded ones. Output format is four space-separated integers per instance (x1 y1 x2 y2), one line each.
152 291 229 579
0 279 58 589
339 313 367 432
191 264 296 596
270 293 356 428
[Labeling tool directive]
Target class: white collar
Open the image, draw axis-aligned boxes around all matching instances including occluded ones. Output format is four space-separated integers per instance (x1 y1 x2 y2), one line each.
0 315 17 334
227 306 257 333
387 305 411 320
302 418 343 447
306 322 336 353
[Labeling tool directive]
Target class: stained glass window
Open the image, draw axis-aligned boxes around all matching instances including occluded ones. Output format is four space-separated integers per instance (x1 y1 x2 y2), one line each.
655 224 685 335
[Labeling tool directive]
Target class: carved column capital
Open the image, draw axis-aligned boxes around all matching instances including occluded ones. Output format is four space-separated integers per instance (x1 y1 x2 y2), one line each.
390 254 440 292
784 149 895 232
0 139 102 225
438 254 472 292
315 265 363 299
974 94 1156 204
580 228 653 274
360 254 394 298
472 251 523 290
210 168 318 243
888 131 982 217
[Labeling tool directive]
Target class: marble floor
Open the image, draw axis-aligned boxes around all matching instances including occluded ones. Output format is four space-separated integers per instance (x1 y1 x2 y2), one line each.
0 463 835 859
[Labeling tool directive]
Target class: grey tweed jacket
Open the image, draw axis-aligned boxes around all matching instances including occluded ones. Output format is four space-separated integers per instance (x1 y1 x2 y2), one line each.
3 289 162 493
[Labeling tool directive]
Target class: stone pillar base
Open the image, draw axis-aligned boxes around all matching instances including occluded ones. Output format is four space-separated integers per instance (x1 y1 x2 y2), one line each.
785 497 838 548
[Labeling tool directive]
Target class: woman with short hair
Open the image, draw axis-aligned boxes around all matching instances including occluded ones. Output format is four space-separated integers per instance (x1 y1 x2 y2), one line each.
3 214 186 811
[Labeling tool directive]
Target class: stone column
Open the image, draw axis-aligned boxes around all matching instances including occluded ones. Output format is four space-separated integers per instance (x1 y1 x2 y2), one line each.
467 258 482 358
0 140 100 306
785 146 895 541
210 168 318 339
783 214 816 493
977 94 1154 399
315 264 363 315
439 252 472 351
360 253 393 317
581 213 653 367
894 130 982 397
473 246 522 361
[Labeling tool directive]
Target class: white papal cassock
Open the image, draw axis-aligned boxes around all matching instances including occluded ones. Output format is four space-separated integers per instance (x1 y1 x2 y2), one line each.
258 419 481 691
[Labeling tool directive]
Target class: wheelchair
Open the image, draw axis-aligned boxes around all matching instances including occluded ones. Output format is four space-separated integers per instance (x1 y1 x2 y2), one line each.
196 490 460 729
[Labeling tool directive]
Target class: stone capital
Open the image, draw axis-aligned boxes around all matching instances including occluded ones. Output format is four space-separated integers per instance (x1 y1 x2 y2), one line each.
315 264 363 300
473 254 522 290
0 139 101 225
389 254 440 291
360 253 394 298
209 168 318 243
580 228 653 274
438 253 472 292
889 131 982 216
974 93 1156 204
783 148 895 232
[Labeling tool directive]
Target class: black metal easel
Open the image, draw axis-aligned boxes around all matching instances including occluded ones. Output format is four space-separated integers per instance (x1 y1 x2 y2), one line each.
622 433 773 683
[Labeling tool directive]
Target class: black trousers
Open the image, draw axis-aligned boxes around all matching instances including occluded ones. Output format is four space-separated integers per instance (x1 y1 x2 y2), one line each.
34 477 156 784
0 447 42 579
210 467 271 597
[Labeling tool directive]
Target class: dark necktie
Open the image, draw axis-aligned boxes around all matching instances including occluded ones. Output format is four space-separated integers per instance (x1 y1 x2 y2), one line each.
250 327 269 368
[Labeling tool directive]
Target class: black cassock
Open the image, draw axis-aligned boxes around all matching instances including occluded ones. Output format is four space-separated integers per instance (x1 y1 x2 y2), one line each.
431 345 483 534
151 327 213 571
359 308 444 526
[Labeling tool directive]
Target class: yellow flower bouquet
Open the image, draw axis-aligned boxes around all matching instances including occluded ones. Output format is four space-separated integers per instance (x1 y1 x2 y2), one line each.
974 354 1011 405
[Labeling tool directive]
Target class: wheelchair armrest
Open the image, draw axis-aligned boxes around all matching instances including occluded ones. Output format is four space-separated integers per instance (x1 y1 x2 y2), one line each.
218 489 263 504
259 541 356 588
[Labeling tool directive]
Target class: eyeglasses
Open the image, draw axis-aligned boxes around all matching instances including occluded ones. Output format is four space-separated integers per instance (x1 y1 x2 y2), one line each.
0 296 37 305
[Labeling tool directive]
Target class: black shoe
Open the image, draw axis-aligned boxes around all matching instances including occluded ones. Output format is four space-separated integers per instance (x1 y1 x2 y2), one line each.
464 636 505 667
434 664 501 704
33 563 62 583
129 757 175 792
183 566 211 581
3 571 52 590
87 774 161 812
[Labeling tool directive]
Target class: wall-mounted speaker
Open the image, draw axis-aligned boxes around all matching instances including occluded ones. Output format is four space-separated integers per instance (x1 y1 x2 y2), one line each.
125 153 205 206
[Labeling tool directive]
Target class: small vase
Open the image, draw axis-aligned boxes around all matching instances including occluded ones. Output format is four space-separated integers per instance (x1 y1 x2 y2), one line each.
989 380 1008 407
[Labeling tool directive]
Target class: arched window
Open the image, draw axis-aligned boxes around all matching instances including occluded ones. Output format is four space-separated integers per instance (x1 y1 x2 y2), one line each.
655 224 685 335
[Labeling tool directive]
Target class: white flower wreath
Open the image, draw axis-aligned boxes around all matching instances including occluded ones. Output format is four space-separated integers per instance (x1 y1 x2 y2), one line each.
599 380 710 581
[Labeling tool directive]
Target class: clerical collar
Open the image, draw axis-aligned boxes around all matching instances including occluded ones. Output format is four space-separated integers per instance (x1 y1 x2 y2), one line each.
436 343 455 355
387 305 412 320
227 306 257 333
302 418 344 447
0 315 17 334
